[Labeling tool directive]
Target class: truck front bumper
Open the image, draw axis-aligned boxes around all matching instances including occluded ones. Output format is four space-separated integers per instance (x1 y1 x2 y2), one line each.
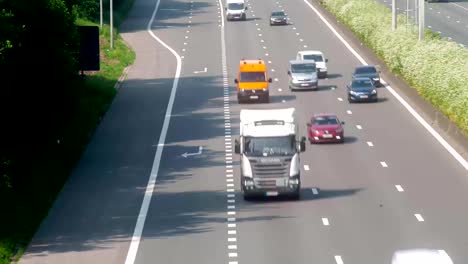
241 176 300 197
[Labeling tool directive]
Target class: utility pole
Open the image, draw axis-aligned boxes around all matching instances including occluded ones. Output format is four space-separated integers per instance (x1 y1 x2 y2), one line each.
392 0 397 31
418 0 425 40
100 0 103 27
110 0 114 49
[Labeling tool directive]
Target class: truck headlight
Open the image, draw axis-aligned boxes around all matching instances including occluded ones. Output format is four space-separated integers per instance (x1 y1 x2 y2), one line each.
289 153 300 177
242 155 253 178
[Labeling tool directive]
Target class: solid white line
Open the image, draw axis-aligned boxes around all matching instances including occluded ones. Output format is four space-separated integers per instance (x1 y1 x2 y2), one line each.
312 188 319 195
451 2 468 10
395 185 404 192
367 141 374 147
301 0 468 171
322 218 330 226
124 0 182 262
335 256 344 264
380 161 388 167
415 214 424 222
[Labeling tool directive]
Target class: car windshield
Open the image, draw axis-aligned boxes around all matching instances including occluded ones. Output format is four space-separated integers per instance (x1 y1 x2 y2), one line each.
244 136 295 157
291 63 316 73
313 116 339 125
351 79 374 90
355 66 376 74
272 11 285 16
228 3 244 10
240 71 266 82
303 54 323 62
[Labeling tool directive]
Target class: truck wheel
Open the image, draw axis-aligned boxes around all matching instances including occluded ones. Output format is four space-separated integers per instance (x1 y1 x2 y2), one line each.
290 191 300 200
243 193 253 201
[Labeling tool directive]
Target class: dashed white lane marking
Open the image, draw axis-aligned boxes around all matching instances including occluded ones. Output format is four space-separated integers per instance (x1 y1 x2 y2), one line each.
228 230 237 235
271 69 275 72
293 27 296 30
124 0 182 261
415 214 425 222
229 252 238 257
299 38 303 41
380 161 388 168
282 100 286 103
228 245 237 249
263 46 267 49
228 237 237 242
428 25 432 28
335 256 344 264
228 211 236 215
229 262 238 264
312 188 319 195
346 110 352 114
296 32 300 35
337 97 343 101
278 88 282 92
367 141 374 147
395 185 404 192
258 33 262 36
304 165 310 170
265 53 269 56
274 78 278 81
301 0 468 171
303 45 308 48
356 125 362 130
322 218 330 226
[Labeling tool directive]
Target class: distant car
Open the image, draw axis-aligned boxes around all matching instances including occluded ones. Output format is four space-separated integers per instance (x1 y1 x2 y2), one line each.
287 60 318 90
347 77 378 103
391 249 453 264
296 50 328 78
270 11 288 25
352 65 381 86
307 114 345 143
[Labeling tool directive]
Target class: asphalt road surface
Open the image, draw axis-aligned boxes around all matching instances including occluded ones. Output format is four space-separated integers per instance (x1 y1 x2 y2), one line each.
378 0 468 46
18 0 468 263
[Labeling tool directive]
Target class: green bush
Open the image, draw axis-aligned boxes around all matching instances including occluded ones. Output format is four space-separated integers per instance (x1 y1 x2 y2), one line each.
323 0 468 134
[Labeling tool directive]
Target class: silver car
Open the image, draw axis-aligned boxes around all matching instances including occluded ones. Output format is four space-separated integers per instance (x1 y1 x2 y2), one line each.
287 60 318 90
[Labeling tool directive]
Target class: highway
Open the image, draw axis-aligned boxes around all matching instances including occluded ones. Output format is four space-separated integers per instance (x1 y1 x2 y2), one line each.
18 0 468 263
379 0 468 46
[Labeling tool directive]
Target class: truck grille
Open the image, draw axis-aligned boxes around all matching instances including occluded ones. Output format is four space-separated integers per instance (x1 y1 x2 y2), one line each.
251 162 289 178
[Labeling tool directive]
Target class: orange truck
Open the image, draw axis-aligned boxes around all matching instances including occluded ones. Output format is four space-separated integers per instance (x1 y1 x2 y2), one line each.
234 59 272 103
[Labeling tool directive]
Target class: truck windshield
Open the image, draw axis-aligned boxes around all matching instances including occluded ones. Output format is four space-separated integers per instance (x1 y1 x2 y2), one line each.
244 136 295 157
291 63 316 73
240 72 266 82
228 3 244 10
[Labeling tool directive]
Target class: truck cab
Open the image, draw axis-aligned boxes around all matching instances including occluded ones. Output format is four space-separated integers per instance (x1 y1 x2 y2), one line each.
234 108 306 200
225 0 247 21
235 59 272 103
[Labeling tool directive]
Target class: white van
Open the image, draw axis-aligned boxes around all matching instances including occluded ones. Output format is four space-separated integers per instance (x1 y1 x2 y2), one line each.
296 50 328 78
225 0 247 21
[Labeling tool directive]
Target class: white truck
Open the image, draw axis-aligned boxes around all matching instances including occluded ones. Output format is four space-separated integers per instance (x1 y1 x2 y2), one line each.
225 0 247 21
234 108 306 200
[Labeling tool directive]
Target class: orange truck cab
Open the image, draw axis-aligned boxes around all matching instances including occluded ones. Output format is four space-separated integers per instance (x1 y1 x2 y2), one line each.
234 59 272 103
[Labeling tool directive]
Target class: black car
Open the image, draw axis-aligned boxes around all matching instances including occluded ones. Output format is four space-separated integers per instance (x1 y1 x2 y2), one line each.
347 77 378 103
270 11 288 25
352 65 381 87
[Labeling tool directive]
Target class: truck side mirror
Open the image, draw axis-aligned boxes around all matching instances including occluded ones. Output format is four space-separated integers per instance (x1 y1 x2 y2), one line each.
287 70 291 75
234 139 240 154
300 137 306 152
225 7 227 11
306 122 311 127
341 121 345 125
268 77 272 83
245 6 248 10
325 58 329 62
234 78 238 84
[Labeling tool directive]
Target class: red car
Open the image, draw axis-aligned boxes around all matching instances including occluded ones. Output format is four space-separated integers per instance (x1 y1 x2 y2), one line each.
307 114 345 143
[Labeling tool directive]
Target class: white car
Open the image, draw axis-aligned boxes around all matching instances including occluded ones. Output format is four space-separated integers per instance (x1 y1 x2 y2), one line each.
296 50 328 78
391 249 454 264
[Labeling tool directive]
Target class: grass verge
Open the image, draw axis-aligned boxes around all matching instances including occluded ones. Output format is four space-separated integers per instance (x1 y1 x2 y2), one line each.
320 0 468 135
1 4 135 264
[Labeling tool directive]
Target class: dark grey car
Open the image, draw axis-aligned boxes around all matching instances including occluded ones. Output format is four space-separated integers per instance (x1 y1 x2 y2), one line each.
347 77 378 103
270 11 288 25
352 65 381 87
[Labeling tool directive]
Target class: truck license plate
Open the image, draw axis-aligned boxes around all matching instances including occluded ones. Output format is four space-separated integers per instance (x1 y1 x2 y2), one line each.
266 191 279 196
250 95 259 99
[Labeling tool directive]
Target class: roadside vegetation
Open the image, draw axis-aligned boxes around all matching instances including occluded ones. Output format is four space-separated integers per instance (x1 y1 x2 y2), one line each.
320 0 468 135
0 0 135 263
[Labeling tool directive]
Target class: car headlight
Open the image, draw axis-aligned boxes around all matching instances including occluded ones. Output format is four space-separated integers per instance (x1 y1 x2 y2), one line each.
310 129 319 134
289 153 300 177
241 155 253 178
372 77 379 81
292 79 300 83
350 90 358 95
372 89 377 94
